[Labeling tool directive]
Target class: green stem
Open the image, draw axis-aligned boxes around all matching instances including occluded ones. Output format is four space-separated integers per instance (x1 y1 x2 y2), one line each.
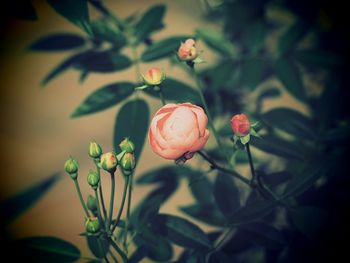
97 238 109 263
94 188 106 231
245 143 256 183
108 237 128 263
158 86 166 106
108 172 116 229
131 45 141 82
123 172 134 253
111 175 130 233
190 66 223 151
94 159 107 220
197 151 250 186
73 179 90 218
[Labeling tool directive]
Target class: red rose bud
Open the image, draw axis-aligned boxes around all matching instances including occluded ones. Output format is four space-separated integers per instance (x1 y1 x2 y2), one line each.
64 157 79 179
100 152 118 173
231 113 250 137
119 138 135 153
120 152 136 173
142 67 165 86
89 141 102 159
85 217 100 234
178 38 198 61
87 170 100 189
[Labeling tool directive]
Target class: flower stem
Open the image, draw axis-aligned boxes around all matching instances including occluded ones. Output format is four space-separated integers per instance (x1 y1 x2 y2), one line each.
123 172 134 253
94 159 107 220
108 172 116 229
94 188 106 231
73 179 90 218
108 237 128 263
131 45 141 83
111 175 130 233
245 143 256 183
158 86 166 106
197 151 250 186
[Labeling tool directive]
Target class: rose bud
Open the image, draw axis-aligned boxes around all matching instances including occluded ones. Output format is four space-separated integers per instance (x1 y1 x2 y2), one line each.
100 152 118 173
85 217 100 234
88 141 102 159
64 157 79 179
87 170 100 189
120 152 136 172
230 113 250 137
86 195 98 212
177 38 198 61
141 67 165 86
119 138 135 153
148 103 210 160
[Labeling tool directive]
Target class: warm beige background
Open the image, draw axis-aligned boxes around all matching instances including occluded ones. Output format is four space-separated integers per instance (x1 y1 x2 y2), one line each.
0 0 308 262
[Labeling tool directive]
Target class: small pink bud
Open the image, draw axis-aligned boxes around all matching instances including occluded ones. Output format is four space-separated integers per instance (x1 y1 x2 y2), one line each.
142 67 165 86
177 38 198 61
231 114 250 137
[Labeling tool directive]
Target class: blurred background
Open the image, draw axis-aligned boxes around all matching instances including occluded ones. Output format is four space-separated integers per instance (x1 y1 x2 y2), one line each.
0 0 349 262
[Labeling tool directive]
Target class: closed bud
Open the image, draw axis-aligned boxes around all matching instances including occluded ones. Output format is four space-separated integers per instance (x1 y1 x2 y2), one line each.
178 38 198 61
86 195 97 212
64 157 79 179
89 141 102 159
141 67 165 86
120 152 136 172
87 170 100 189
119 138 135 153
230 113 250 137
85 217 100 234
100 152 118 172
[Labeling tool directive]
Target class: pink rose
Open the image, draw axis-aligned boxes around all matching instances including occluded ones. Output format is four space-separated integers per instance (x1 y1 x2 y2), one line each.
148 103 210 160
230 113 250 136
177 38 198 61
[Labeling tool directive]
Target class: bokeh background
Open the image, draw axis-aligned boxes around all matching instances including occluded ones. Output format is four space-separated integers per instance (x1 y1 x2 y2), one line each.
1 0 349 262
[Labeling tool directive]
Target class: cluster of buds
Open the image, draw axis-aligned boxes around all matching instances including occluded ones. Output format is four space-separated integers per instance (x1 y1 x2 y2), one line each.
64 138 136 235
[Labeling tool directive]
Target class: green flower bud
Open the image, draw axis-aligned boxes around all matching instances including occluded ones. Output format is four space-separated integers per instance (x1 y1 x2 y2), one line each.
87 170 100 189
86 195 97 212
89 141 102 159
100 152 118 173
85 217 100 234
120 152 136 172
119 138 135 153
64 157 79 179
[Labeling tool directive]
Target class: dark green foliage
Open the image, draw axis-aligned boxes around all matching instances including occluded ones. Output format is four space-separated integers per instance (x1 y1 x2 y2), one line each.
29 33 86 51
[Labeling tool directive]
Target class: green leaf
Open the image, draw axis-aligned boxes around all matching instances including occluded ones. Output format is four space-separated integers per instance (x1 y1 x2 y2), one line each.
135 229 173 261
113 99 149 162
71 82 134 118
14 236 80 262
214 173 241 218
290 206 327 239
294 49 343 68
141 36 190 62
152 214 212 250
91 20 127 49
144 78 200 103
278 19 309 55
47 0 92 35
228 200 277 225
282 160 331 199
29 33 86 51
240 134 250 145
262 107 315 139
187 171 214 205
239 58 265 90
179 203 226 226
250 135 305 161
76 51 132 73
274 56 306 101
134 5 166 41
137 165 192 184
195 28 236 56
200 60 236 91
240 222 288 249
86 236 109 259
0 173 61 224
